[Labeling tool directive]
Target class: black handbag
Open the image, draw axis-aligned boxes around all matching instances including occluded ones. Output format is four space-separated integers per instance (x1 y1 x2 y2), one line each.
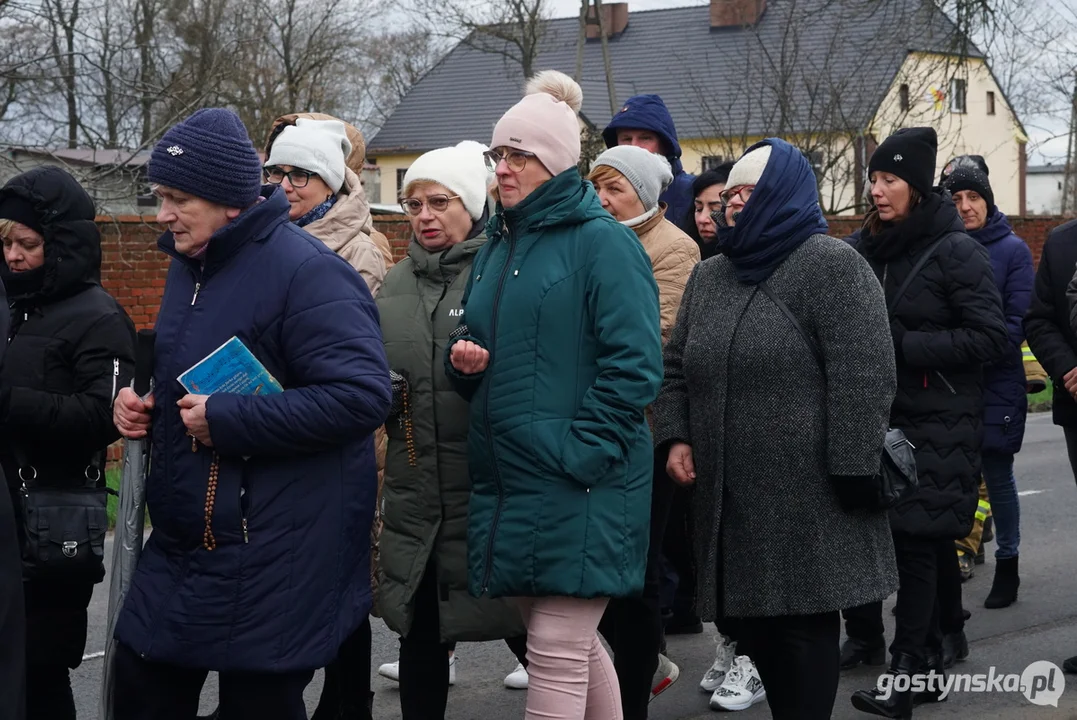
757 281 918 511
13 444 110 583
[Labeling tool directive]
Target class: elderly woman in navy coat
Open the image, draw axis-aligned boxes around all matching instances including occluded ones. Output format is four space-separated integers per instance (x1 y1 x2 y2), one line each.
112 108 390 720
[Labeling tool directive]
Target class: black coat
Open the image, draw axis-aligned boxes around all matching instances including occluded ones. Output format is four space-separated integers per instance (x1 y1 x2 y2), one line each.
1025 219 1077 427
0 166 135 668
857 192 1008 539
0 279 25 719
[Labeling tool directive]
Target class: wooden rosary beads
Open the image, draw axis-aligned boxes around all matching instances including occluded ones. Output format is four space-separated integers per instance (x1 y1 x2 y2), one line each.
203 451 220 551
400 387 417 468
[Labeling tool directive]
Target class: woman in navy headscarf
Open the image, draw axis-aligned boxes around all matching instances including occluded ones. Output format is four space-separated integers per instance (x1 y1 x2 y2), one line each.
652 138 898 719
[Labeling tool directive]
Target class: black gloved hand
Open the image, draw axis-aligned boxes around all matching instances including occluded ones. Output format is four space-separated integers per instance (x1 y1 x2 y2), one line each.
389 370 408 417
829 474 877 512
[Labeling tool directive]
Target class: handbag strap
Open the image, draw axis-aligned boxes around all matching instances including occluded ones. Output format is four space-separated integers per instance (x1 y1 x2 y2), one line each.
758 282 824 374
9 442 104 489
886 235 949 320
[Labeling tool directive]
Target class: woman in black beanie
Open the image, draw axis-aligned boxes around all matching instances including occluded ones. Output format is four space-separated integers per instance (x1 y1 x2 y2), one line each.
849 127 1008 718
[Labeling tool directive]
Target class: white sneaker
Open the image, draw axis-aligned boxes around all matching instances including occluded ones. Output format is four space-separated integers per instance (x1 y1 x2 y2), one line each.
378 654 457 686
504 662 528 689
377 660 399 682
650 653 680 701
709 655 765 711
699 636 737 692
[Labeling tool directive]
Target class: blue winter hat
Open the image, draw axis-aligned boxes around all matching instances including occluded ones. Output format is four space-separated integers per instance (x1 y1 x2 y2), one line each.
602 94 683 160
147 108 263 208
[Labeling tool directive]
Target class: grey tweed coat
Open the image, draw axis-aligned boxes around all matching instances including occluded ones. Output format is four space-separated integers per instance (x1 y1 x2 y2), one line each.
653 234 899 620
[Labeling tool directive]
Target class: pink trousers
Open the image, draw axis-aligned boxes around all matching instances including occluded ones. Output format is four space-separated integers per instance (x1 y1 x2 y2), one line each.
516 597 623 720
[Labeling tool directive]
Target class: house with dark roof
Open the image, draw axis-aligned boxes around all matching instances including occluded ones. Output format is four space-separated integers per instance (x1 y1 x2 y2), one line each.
368 0 1027 215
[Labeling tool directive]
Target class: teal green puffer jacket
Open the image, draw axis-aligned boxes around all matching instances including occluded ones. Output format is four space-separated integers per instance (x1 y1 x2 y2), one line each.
445 168 663 599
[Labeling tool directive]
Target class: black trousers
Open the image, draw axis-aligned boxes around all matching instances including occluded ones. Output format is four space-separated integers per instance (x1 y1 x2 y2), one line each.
0 487 24 720
399 561 528 720
312 617 373 720
735 611 839 720
112 642 314 720
24 578 94 720
597 457 676 720
662 484 697 619
1064 427 1077 485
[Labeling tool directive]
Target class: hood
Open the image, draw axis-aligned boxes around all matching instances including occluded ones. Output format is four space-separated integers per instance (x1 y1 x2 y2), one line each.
265 112 367 175
711 138 829 285
490 168 609 237
407 232 486 284
0 166 101 303
601 95 684 175
302 168 378 253
968 207 1013 247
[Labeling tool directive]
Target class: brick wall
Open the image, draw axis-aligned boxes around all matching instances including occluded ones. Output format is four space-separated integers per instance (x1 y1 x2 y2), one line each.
96 212 1070 332
824 215 1061 267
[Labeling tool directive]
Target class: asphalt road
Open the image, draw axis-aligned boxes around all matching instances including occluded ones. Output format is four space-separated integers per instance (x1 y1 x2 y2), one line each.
71 413 1077 719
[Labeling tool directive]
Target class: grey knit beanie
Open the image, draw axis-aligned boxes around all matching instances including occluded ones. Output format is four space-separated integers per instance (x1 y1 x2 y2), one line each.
590 145 673 211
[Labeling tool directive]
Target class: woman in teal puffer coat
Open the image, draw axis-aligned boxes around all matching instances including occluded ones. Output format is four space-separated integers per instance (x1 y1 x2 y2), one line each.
446 71 663 720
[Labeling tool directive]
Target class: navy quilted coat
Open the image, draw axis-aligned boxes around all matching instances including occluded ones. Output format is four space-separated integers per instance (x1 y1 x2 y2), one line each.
114 188 391 672
446 169 663 600
857 192 1008 539
969 211 1034 455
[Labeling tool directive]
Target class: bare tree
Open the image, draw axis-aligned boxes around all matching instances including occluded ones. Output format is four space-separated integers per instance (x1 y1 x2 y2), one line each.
354 28 446 131
410 0 549 80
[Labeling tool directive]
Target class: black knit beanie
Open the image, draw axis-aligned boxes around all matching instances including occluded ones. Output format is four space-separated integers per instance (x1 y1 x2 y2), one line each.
940 155 994 209
868 127 938 198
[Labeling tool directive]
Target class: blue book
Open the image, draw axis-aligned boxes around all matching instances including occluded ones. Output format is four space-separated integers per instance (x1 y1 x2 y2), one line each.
178 336 283 396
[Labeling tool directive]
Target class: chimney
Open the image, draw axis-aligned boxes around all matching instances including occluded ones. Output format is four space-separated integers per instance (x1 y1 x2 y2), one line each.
586 2 629 40
710 0 766 28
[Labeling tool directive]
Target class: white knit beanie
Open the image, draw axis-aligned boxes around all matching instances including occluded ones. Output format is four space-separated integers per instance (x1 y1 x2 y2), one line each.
726 145 773 189
403 141 493 221
265 118 352 193
590 145 673 211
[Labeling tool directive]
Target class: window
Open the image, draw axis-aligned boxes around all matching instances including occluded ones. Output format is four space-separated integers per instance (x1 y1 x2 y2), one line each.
987 91 996 115
806 150 824 179
950 78 967 113
701 155 730 172
899 84 910 112
396 168 409 197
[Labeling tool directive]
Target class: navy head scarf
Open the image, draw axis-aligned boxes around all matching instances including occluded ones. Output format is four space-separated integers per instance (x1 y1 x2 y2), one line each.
712 138 829 285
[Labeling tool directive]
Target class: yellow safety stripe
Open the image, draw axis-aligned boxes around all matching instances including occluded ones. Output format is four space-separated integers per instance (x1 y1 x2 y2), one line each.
1022 347 1037 361
975 498 991 521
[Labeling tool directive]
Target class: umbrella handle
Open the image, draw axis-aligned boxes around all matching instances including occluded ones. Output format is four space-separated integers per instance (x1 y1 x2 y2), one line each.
134 329 156 397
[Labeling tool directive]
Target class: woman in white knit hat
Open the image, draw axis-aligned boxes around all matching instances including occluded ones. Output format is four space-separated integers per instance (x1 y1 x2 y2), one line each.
372 141 530 719
446 71 663 720
263 117 390 296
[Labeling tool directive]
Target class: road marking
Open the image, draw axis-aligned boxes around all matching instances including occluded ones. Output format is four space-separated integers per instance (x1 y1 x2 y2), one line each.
1018 489 1047 496
82 651 105 661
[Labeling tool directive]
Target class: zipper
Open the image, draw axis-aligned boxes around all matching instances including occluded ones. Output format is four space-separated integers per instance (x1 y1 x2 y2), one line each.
480 223 516 594
240 474 251 544
191 282 201 306
934 371 957 395
110 358 119 405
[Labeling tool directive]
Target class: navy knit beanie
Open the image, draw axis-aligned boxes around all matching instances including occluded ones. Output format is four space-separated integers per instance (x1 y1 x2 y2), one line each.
148 108 263 208
940 155 994 209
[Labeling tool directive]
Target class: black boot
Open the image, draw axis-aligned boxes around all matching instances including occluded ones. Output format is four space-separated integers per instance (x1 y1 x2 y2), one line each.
941 631 969 669
984 556 1019 609
841 636 887 670
851 651 918 718
913 652 947 706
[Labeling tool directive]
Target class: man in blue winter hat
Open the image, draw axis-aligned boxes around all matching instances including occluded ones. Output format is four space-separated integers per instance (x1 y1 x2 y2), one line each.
603 95 696 233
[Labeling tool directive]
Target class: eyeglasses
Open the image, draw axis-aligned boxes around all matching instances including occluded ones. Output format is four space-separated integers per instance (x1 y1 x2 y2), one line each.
483 148 536 173
719 185 755 204
265 166 315 188
399 194 461 216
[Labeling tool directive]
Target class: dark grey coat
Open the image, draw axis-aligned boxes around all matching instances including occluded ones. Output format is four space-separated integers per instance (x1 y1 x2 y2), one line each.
653 234 899 620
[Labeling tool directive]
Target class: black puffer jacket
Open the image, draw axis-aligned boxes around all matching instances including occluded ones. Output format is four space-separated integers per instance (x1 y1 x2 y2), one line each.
857 192 1008 539
1 166 135 505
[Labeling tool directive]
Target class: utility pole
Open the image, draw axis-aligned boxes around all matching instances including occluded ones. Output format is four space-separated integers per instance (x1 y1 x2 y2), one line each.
593 0 617 117
1064 74 1077 216
575 0 587 81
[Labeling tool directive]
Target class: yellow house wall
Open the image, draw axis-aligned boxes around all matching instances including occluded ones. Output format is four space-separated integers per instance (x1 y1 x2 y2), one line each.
368 153 423 205
870 53 1025 215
